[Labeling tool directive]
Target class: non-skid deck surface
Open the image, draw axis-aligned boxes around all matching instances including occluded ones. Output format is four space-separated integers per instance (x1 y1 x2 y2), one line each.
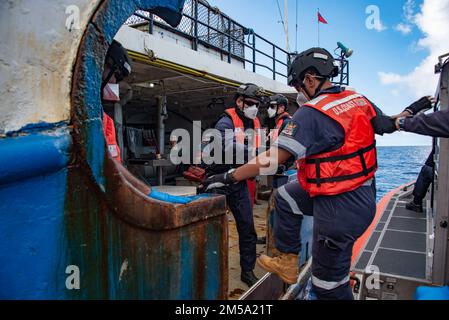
354 188 429 281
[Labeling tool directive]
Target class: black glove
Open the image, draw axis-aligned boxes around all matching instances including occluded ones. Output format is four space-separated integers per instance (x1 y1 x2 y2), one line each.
198 170 237 193
404 96 434 115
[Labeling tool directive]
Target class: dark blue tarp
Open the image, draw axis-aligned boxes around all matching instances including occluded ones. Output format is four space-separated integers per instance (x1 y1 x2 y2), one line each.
137 0 186 27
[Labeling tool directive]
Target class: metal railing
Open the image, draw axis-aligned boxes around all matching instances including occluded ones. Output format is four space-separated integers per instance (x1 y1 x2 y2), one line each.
125 0 291 82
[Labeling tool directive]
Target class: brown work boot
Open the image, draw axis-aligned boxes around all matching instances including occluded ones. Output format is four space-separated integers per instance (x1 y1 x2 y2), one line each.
257 253 299 285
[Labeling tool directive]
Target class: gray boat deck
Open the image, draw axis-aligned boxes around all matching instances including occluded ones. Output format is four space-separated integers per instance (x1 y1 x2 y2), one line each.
353 184 433 282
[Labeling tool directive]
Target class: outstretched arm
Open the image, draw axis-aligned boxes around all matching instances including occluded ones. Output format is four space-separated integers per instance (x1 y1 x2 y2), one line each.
370 96 434 135
231 147 293 182
396 109 449 138
200 147 294 191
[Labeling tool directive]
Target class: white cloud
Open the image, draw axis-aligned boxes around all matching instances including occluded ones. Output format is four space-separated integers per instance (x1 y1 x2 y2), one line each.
379 0 449 99
395 23 412 35
403 0 416 21
390 89 400 96
379 72 402 85
395 0 415 35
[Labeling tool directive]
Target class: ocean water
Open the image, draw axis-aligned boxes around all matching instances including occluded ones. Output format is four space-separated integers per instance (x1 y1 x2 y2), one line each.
375 146 432 202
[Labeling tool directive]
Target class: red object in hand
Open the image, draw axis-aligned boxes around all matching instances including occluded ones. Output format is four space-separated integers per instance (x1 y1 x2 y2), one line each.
183 166 206 183
318 12 328 24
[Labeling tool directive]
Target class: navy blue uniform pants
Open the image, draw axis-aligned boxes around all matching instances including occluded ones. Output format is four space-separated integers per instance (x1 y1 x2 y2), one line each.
273 182 313 254
413 164 433 205
312 182 376 300
227 181 257 272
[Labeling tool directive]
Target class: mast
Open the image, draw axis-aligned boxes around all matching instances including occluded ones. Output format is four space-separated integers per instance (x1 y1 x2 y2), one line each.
284 0 289 52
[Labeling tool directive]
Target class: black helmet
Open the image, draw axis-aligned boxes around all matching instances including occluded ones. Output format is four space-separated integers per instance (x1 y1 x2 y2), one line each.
288 47 339 87
104 40 132 83
236 83 266 102
269 94 288 109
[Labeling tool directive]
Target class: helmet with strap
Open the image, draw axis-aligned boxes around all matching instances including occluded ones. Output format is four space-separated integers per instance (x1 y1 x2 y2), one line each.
102 40 132 90
269 94 289 110
288 47 339 88
236 83 266 102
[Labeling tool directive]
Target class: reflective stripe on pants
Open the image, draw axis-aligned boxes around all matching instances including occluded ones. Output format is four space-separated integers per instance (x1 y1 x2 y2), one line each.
311 183 376 300
312 274 350 291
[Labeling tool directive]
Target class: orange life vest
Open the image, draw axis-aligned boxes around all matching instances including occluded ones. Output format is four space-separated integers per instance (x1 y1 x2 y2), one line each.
224 108 261 205
224 108 261 149
297 90 377 197
102 112 121 162
270 112 292 141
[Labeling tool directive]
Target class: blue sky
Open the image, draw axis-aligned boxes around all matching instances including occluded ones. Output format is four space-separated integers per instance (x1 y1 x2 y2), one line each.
207 0 449 146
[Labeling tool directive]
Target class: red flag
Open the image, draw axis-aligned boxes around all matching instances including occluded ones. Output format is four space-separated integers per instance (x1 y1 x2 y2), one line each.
318 12 328 24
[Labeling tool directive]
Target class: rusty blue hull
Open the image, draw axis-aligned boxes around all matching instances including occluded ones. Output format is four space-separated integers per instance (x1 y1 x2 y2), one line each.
0 0 228 300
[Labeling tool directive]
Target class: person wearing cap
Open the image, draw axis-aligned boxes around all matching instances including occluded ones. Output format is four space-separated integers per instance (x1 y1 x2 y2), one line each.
200 48 432 299
266 94 295 185
267 94 292 142
203 83 266 287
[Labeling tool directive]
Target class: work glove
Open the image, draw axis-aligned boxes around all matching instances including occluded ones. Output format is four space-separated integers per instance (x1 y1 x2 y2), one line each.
403 96 435 115
198 169 237 193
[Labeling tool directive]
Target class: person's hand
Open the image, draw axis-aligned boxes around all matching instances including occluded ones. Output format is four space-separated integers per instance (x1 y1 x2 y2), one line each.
198 170 237 193
395 118 401 130
395 117 408 131
276 165 287 175
404 96 435 115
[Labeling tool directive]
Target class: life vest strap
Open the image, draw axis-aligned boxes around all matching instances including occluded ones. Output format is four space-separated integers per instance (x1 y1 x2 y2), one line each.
305 142 376 164
306 162 377 185
306 142 377 187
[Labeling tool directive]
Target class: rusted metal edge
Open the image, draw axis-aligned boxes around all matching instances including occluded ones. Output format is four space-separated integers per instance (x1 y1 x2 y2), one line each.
104 157 227 230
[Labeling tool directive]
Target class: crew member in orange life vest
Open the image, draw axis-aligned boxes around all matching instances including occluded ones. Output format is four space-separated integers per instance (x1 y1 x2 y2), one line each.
266 93 294 186
201 48 431 300
255 94 293 245
203 83 265 288
101 40 132 163
267 94 292 142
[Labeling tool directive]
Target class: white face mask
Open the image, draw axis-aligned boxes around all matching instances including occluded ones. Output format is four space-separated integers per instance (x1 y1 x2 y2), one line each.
296 92 309 107
244 105 259 120
103 83 120 102
267 107 277 118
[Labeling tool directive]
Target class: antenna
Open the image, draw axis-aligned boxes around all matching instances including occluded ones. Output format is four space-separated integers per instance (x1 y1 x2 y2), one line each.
275 0 291 53
284 0 289 53
295 0 298 53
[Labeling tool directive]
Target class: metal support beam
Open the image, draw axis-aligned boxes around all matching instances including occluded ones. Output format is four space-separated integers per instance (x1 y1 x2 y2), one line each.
114 103 125 162
433 60 449 285
156 95 167 186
